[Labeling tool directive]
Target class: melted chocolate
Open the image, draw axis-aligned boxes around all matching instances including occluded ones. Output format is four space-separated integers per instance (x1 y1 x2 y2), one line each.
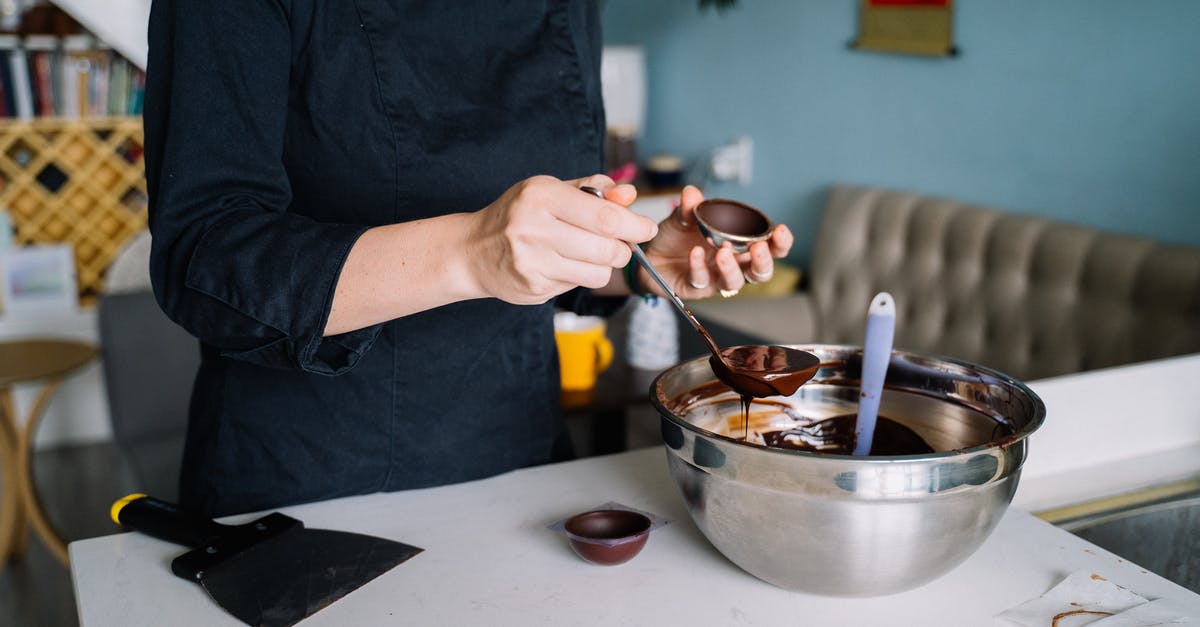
665 295 820 404
707 344 821 440
668 379 1015 456
712 345 821 398
695 199 771 237
759 414 934 455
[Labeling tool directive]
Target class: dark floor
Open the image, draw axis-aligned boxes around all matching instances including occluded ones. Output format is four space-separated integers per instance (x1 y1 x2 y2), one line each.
1 442 129 627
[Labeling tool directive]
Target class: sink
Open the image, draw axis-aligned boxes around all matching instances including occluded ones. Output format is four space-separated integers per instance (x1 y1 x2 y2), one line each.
1055 491 1200 594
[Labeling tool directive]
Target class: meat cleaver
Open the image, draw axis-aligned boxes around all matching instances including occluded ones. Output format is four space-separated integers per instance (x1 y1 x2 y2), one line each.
111 494 422 627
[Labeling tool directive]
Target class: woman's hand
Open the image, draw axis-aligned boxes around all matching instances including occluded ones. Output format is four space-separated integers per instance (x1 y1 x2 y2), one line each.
637 185 793 299
324 179 787 336
466 174 657 305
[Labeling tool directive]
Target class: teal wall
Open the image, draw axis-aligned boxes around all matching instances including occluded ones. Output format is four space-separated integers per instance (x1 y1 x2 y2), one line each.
601 0 1200 264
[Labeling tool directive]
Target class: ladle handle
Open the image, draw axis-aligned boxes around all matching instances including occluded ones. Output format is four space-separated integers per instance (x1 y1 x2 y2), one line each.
628 244 719 350
579 186 722 358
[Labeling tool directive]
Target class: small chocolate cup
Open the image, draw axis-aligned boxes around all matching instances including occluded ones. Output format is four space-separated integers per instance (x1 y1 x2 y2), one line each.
563 509 652 566
694 199 773 253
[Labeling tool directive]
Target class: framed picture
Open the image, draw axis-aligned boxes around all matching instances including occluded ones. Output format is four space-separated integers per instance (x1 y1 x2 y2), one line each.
0 243 78 317
852 0 957 57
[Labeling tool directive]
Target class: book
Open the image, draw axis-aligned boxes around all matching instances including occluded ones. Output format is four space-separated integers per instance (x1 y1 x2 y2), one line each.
30 51 55 116
0 66 10 117
128 69 144 115
25 35 57 117
0 34 35 119
48 45 62 116
8 46 35 119
108 55 127 116
61 34 91 118
0 43 13 117
93 44 111 117
0 32 144 119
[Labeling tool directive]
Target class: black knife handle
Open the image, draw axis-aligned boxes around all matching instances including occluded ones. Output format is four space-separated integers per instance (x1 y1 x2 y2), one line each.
113 494 226 549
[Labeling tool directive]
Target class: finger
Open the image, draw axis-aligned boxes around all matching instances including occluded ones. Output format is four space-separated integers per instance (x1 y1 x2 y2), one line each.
570 173 616 194
553 222 633 268
544 254 620 290
506 262 582 305
572 176 636 207
745 240 774 283
768 224 794 258
677 185 704 228
555 189 658 243
606 183 638 207
687 245 711 290
714 244 746 291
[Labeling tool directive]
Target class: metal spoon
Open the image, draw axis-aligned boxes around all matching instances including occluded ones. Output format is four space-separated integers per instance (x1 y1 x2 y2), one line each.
580 186 819 398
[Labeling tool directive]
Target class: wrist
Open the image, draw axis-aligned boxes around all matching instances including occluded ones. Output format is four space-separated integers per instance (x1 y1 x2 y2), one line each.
623 258 648 296
444 212 488 301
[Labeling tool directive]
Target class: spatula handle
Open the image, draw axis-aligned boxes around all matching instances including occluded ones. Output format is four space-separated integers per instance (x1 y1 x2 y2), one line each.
854 293 896 456
112 494 225 549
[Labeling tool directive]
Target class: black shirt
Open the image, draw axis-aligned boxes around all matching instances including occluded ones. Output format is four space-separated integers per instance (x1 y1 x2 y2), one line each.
144 0 619 516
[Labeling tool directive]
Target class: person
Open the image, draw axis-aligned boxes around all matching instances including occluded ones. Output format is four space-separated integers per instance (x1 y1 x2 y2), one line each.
143 0 793 517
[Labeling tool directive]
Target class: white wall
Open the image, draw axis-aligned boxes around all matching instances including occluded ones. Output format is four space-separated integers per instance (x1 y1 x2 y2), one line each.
52 0 149 68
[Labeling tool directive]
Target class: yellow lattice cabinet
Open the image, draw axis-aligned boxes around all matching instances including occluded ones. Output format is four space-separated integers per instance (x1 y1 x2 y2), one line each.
60 135 95 169
0 117 147 306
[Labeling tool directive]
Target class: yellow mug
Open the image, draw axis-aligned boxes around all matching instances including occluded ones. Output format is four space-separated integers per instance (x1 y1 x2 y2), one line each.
554 313 613 392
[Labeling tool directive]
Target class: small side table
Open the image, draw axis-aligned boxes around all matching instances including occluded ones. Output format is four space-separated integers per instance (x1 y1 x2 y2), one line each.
0 338 97 568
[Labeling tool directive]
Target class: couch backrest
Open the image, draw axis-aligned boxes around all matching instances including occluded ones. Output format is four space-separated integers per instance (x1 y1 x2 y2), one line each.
810 185 1200 380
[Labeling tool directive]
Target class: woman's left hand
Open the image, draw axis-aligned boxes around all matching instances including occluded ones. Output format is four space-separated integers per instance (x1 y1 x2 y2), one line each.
637 185 793 299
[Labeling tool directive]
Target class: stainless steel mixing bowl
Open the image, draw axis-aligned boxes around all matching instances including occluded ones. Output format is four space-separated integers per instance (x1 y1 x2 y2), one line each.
652 345 1045 596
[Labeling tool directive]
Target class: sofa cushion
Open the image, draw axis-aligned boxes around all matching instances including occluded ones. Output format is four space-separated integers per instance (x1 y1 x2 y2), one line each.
810 185 1200 380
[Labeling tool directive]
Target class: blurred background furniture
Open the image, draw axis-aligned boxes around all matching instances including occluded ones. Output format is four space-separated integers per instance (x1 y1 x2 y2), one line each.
693 184 1200 381
0 338 96 566
0 118 148 307
97 290 195 503
97 231 196 503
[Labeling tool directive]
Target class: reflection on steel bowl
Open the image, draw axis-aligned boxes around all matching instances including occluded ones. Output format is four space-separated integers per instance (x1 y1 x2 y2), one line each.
652 345 1045 597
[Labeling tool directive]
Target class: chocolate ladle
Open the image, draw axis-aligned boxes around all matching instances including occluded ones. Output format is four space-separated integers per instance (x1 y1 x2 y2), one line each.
580 186 820 399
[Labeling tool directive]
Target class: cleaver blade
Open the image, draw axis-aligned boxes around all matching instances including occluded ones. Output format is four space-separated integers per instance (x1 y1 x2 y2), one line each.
113 494 422 627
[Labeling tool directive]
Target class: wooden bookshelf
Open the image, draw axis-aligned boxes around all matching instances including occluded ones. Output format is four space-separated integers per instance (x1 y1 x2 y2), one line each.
0 116 146 306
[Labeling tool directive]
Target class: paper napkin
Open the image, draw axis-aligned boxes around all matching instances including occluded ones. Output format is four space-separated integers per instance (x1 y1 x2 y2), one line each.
997 570 1196 625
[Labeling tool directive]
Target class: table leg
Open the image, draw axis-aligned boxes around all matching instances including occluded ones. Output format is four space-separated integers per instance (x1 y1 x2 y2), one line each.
16 378 70 566
0 388 26 571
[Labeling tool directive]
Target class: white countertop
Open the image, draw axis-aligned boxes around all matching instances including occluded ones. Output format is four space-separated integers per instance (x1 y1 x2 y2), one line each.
71 355 1200 626
1014 353 1200 512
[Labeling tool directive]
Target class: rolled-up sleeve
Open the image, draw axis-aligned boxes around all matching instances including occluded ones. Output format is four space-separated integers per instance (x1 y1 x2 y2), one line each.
144 0 380 375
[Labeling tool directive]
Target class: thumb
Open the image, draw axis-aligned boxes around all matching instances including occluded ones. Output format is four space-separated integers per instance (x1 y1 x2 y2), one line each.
677 185 704 228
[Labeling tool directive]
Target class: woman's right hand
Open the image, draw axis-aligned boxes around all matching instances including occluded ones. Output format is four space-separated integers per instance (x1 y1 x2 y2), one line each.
465 175 658 305
326 174 654 336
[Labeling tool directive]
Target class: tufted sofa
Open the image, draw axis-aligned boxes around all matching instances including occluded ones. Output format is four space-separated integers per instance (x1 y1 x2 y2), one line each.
691 184 1200 381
